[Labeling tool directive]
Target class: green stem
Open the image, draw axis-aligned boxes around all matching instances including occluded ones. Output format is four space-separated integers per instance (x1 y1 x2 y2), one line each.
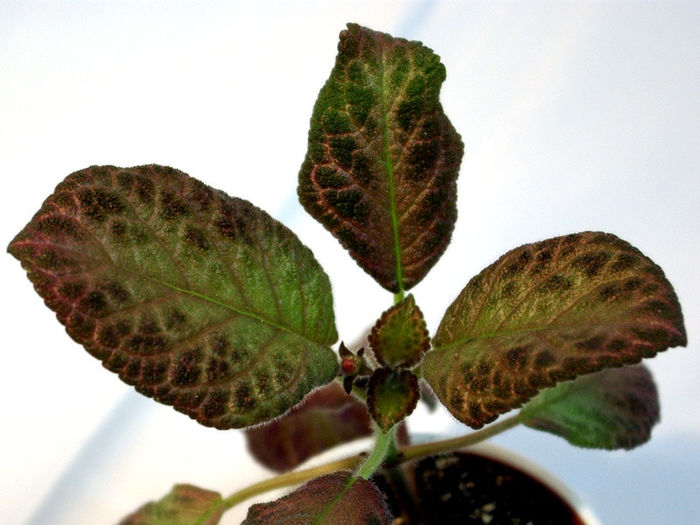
220 455 363 512
219 414 521 514
385 427 399 464
355 428 394 479
397 413 521 464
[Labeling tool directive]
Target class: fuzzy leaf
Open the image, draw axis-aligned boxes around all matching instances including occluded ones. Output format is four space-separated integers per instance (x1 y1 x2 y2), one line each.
424 232 686 428
119 484 223 525
368 368 419 432
369 294 430 368
8 165 339 429
298 23 463 293
245 382 372 472
243 471 390 524
520 365 660 449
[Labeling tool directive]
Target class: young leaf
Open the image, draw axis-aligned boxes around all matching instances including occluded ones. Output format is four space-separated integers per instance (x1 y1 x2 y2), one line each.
520 365 660 450
8 165 339 429
298 23 464 293
423 232 686 428
243 471 390 524
245 382 372 472
369 294 430 368
368 368 420 432
119 484 223 525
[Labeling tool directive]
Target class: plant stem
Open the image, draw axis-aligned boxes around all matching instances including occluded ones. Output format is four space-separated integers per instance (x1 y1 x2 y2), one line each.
219 414 521 514
397 413 521 464
355 428 394 479
220 455 363 512
385 427 399 464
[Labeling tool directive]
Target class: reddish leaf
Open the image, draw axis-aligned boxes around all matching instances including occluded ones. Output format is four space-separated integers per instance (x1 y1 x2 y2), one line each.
243 471 390 524
368 368 420 432
424 232 686 428
245 382 372 472
298 24 463 293
119 484 222 525
8 165 339 429
369 294 430 368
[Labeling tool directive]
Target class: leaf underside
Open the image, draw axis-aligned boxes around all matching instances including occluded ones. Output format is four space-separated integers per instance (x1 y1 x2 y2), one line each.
369 294 430 368
298 23 463 293
424 231 686 428
244 382 372 472
243 471 390 524
8 165 339 429
520 364 660 450
119 484 223 525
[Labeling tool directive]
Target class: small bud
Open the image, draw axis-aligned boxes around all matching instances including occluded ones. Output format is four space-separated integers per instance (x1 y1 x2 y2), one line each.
341 356 358 375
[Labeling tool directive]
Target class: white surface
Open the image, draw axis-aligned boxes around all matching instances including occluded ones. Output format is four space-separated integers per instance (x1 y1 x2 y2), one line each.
2 1 699 524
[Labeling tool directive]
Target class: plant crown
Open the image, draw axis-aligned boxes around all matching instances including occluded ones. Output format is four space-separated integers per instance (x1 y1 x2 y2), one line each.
8 23 686 524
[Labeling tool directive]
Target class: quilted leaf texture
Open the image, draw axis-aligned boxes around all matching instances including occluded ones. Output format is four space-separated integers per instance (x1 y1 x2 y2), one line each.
9 165 339 429
299 24 463 293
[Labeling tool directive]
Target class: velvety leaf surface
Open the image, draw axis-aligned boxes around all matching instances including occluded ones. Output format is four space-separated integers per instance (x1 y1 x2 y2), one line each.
245 382 372 472
119 484 223 525
8 165 339 429
369 294 430 368
243 471 390 524
368 368 419 432
520 365 660 449
423 232 686 428
298 23 464 293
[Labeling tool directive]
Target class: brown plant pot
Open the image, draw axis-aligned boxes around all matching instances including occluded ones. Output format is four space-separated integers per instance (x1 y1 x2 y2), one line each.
374 444 599 525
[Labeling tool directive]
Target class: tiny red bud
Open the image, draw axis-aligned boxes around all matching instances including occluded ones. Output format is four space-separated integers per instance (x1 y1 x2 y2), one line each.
341 356 357 374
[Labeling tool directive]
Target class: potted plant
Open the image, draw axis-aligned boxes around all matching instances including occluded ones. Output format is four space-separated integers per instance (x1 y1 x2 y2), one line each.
8 23 686 524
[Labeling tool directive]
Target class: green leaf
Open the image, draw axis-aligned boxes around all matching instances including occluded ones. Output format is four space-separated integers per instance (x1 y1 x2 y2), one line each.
298 23 464 293
243 471 390 524
369 294 430 368
119 484 223 525
423 232 686 428
368 368 420 432
520 365 660 450
8 165 339 429
244 382 372 472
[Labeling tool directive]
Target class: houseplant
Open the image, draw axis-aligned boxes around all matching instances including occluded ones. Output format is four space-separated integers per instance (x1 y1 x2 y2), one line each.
8 22 686 523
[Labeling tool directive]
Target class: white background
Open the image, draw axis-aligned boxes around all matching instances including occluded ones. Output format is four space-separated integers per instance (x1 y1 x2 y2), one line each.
2 1 698 523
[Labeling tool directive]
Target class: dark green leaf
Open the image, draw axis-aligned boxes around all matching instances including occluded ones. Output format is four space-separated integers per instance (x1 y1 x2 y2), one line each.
369 294 430 368
520 365 660 449
8 165 339 429
119 484 222 525
298 23 463 293
245 382 372 472
243 471 390 524
424 232 686 428
368 368 419 432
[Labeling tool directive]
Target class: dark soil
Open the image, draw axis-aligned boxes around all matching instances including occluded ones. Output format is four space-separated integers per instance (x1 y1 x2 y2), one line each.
374 451 585 525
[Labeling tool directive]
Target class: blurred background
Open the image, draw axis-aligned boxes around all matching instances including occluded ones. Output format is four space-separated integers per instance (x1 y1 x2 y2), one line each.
2 1 698 523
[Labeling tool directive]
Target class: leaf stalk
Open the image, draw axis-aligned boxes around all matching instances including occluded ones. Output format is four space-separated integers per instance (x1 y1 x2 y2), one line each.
219 414 521 516
355 428 394 479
